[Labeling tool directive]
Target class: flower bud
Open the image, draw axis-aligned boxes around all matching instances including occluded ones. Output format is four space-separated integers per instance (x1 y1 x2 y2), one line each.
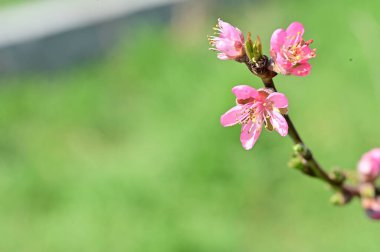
293 143 311 159
293 143 306 154
362 198 380 220
330 192 346 206
244 32 254 62
252 35 263 62
245 33 263 63
359 183 376 198
288 155 304 171
358 148 380 182
330 169 346 185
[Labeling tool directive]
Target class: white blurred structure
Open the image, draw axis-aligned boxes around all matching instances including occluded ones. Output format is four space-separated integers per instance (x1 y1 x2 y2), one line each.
0 0 184 48
0 0 185 73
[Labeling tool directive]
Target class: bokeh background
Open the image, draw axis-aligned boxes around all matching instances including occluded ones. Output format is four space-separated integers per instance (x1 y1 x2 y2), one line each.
0 0 380 251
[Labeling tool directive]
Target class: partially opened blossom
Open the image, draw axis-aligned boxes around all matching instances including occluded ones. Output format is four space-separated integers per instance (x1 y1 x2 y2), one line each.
270 22 316 76
220 85 288 150
358 148 380 182
208 19 245 60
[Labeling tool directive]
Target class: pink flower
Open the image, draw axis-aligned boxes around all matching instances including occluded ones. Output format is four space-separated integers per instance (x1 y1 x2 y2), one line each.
208 19 245 60
358 148 380 182
270 22 316 76
362 198 380 220
220 85 288 150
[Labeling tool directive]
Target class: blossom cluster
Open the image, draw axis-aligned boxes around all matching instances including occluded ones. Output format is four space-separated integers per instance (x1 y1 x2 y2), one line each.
209 19 315 150
209 19 316 75
209 18 380 220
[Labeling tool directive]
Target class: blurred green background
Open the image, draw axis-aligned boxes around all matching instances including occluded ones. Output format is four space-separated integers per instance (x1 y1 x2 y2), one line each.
0 0 380 251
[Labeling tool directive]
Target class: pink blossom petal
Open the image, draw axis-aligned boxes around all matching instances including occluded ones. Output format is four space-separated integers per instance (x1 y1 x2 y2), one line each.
270 29 286 52
232 85 258 100
269 111 288 136
369 148 380 160
290 62 311 76
240 120 262 150
217 53 229 60
218 19 244 43
271 52 292 75
285 22 304 47
215 40 241 58
217 19 235 37
299 46 315 62
267 93 288 108
269 22 315 77
220 105 243 127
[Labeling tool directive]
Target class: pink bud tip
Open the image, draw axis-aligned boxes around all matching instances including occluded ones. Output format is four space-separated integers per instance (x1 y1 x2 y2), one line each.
358 148 380 182
362 198 380 220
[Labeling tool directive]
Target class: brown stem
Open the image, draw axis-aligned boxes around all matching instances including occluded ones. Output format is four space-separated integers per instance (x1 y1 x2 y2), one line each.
244 60 360 199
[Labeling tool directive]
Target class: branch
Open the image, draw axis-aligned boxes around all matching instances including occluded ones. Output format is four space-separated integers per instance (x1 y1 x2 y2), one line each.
243 58 360 202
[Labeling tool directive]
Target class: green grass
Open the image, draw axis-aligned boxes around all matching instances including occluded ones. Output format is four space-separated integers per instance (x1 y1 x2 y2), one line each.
0 0 380 251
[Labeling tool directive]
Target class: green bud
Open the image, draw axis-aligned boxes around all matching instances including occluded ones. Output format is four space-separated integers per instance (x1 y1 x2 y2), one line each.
359 183 375 198
252 35 263 62
330 192 346 206
292 144 312 160
331 170 346 184
244 32 254 63
293 144 306 154
288 155 304 171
